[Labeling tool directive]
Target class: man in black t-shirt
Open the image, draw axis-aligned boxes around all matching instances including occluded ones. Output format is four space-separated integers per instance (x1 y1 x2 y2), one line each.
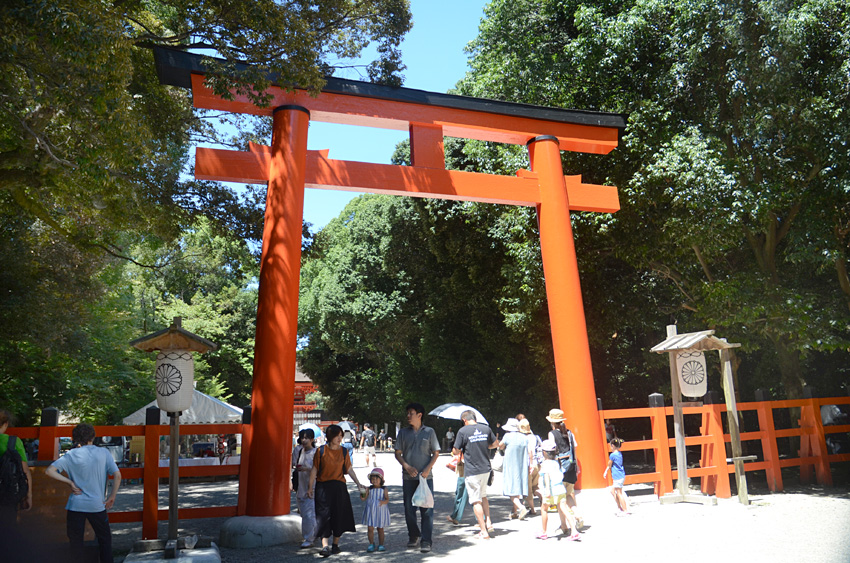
452 410 498 539
359 423 377 467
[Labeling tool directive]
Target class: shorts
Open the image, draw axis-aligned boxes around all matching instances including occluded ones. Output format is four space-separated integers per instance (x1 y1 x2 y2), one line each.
612 478 625 488
542 493 566 507
563 463 578 484
465 472 489 504
364 446 376 456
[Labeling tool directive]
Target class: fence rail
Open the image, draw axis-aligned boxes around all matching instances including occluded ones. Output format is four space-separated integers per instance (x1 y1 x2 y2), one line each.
10 393 849 540
598 392 850 498
10 407 253 540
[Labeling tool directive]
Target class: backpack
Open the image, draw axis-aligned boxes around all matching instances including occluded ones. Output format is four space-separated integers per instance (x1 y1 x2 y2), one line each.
554 429 576 474
365 431 375 447
532 434 544 465
0 436 29 506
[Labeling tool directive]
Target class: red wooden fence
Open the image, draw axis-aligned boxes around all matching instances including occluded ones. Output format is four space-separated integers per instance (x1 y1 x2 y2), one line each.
598 394 850 498
10 412 253 540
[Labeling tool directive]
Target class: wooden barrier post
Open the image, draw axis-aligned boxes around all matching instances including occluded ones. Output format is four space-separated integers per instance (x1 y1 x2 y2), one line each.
720 347 749 504
649 393 673 496
800 387 832 486
701 391 731 498
237 406 252 516
598 398 609 451
754 389 783 492
37 407 59 462
142 406 161 540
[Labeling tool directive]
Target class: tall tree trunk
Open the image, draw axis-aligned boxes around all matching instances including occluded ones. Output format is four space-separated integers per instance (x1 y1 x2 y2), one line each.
773 336 804 456
774 339 804 400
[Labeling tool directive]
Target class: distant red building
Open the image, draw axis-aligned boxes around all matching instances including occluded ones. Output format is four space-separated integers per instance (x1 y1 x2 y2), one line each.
294 366 318 413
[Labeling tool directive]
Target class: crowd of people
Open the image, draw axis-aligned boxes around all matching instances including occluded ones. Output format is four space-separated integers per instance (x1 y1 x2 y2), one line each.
290 404 631 556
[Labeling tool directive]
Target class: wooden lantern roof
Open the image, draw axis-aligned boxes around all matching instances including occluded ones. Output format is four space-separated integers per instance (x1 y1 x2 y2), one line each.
650 330 740 354
130 317 218 353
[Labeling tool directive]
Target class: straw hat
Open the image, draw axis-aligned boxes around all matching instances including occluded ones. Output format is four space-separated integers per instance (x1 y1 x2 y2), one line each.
502 417 520 432
545 408 566 423
518 419 532 434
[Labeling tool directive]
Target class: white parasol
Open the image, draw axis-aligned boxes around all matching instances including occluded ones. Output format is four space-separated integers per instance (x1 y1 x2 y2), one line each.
428 403 489 426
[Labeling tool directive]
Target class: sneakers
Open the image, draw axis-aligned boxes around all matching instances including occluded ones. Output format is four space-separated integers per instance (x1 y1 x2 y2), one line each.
407 537 420 549
575 516 585 529
299 540 313 549
569 531 581 541
377 545 386 552
535 533 548 540
319 547 331 558
331 544 341 554
367 544 376 553
420 542 432 553
517 507 529 520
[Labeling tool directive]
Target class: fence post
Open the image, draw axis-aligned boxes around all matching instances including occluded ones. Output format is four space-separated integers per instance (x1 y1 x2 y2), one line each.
142 406 161 540
597 398 608 451
237 405 252 516
799 387 832 486
649 393 673 496
699 392 713 493
701 391 730 498
754 389 783 492
37 407 60 462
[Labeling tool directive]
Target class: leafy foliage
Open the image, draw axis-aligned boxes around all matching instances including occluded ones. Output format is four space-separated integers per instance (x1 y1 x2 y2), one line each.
458 0 850 399
0 0 413 422
298 194 560 424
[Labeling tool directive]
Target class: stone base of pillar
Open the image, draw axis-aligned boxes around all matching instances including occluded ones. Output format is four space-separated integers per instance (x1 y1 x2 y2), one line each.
219 515 302 548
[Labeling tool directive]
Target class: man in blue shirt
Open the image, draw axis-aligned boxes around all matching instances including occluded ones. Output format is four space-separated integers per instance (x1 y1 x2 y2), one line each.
46 424 121 563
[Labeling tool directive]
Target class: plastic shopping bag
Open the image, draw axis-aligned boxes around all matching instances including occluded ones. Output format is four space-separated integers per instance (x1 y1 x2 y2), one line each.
411 474 434 508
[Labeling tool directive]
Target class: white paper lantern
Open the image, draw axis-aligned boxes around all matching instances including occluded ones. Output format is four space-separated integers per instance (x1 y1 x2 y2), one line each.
155 350 194 413
675 350 708 398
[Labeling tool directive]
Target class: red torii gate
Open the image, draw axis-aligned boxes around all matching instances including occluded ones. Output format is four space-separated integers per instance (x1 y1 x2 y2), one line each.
154 47 627 516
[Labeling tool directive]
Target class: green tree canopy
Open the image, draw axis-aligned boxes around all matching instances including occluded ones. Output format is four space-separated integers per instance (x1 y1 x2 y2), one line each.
459 0 850 398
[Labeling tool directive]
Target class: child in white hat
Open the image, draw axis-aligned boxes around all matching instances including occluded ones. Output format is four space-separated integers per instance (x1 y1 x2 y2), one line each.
537 439 580 541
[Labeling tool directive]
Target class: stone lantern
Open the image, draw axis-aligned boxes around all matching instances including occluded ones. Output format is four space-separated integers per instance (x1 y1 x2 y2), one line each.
130 317 217 546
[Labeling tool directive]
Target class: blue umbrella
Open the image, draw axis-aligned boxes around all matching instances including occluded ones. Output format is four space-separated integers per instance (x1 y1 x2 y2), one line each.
298 423 323 438
337 421 357 432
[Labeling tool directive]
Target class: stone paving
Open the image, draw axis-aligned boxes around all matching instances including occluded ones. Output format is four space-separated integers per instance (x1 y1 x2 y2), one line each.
107 452 850 563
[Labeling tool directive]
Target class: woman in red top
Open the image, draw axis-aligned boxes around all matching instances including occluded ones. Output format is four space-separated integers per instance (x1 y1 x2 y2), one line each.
308 424 367 557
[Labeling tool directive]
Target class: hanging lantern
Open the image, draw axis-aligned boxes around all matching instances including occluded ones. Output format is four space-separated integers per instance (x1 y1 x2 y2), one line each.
131 317 217 413
155 350 195 413
676 350 708 398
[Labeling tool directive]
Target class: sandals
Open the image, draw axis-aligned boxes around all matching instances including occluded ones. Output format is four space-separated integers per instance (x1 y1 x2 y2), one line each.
476 532 492 540
569 532 581 541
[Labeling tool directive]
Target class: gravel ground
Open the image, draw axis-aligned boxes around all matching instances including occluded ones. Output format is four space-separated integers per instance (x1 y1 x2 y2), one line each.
109 452 850 563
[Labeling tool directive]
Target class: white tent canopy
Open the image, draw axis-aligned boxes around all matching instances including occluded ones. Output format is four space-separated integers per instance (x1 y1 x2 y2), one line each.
122 390 243 425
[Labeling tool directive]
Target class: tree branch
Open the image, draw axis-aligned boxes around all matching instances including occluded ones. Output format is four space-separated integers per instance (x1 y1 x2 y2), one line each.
691 244 714 283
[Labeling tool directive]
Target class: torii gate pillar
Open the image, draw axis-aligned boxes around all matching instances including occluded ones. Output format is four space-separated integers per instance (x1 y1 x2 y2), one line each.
529 135 606 489
246 105 310 516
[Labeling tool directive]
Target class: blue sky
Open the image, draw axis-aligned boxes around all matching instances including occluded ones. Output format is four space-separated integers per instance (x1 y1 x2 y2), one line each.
300 0 490 230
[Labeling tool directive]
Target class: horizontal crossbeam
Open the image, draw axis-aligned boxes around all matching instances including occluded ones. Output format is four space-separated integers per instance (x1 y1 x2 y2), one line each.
195 146 620 212
190 75 619 155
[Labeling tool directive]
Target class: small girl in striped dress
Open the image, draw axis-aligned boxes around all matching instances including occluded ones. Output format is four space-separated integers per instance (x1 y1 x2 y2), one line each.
362 467 391 552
